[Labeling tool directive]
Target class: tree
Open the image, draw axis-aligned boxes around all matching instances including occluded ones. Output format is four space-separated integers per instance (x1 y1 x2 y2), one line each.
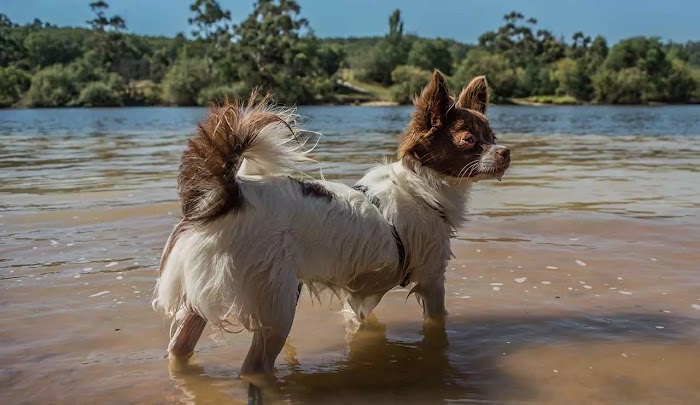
665 59 697 102
0 66 30 107
188 0 233 75
592 67 651 104
188 0 231 40
161 56 208 105
23 29 84 68
0 13 16 28
360 9 410 84
87 1 126 32
453 48 521 99
389 65 431 104
76 74 125 107
552 57 589 99
521 63 556 95
478 11 566 68
86 1 130 70
235 0 330 103
23 64 79 107
407 39 454 75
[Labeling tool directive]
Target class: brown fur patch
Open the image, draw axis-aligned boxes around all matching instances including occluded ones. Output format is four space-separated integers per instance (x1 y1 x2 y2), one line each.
398 71 499 177
178 93 292 222
291 178 334 202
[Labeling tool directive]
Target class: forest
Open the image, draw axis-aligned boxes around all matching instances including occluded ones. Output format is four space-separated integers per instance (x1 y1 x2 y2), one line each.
1 0 699 108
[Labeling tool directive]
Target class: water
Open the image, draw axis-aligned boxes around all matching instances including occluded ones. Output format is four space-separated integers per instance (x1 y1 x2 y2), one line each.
1 105 699 404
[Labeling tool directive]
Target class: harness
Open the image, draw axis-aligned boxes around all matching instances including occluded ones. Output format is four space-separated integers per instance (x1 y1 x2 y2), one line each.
352 184 411 287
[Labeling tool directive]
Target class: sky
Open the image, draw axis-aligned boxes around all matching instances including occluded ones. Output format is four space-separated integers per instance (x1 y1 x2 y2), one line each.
3 0 698 44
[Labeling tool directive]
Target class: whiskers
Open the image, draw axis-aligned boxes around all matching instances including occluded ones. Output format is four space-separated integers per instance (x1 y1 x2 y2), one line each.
457 161 479 179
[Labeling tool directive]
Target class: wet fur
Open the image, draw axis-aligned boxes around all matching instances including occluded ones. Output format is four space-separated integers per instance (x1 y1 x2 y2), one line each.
153 72 511 375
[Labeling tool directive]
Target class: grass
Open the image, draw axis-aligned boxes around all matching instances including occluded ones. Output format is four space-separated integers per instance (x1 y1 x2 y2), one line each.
513 95 581 105
338 69 393 102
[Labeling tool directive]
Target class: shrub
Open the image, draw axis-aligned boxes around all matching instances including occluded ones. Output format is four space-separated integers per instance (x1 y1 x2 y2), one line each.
23 65 78 107
161 57 208 106
77 82 123 107
389 65 431 104
0 67 31 108
592 67 651 104
407 39 454 75
665 59 697 103
197 83 249 105
453 49 521 100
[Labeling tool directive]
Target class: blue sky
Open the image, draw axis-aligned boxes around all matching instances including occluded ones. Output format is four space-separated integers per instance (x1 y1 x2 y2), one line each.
3 0 698 43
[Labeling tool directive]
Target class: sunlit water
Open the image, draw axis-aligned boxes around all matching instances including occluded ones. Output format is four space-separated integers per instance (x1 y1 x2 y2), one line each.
1 105 699 404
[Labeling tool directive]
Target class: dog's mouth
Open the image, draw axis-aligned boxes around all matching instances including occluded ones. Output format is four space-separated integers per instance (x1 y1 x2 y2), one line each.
473 158 510 181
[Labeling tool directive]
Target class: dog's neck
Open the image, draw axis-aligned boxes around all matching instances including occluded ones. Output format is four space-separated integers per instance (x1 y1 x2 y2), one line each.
392 157 472 229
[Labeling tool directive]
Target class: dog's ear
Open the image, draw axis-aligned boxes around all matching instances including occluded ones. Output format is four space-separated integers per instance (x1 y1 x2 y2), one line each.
457 75 489 114
414 70 451 131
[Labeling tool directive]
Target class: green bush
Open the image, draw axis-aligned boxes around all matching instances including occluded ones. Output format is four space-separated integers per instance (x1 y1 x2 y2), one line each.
453 49 522 100
551 58 591 100
389 65 431 104
197 83 249 105
407 39 454 75
23 64 79 107
521 64 557 96
523 95 579 105
665 59 698 102
593 67 651 104
0 67 31 108
692 69 700 103
23 29 85 68
76 82 123 107
161 57 208 106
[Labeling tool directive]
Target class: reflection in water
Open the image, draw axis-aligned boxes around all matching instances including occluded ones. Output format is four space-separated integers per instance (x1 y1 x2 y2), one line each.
278 319 458 402
166 313 700 404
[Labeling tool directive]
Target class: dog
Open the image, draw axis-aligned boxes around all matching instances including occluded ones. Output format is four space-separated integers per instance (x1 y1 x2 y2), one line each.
153 70 510 375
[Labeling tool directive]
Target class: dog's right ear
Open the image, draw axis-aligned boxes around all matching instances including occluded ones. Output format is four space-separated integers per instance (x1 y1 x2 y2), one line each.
413 70 450 133
457 75 489 114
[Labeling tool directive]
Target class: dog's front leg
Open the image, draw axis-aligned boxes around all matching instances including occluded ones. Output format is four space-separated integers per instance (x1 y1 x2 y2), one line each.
416 274 447 323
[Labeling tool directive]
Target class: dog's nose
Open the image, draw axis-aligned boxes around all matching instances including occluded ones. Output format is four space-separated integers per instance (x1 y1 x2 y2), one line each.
496 147 510 159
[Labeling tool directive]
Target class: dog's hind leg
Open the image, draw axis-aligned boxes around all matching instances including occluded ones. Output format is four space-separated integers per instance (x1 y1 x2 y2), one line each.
168 310 207 360
241 274 299 375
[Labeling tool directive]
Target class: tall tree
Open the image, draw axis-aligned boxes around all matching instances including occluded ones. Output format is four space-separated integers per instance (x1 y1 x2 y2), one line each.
187 0 233 76
86 1 130 72
87 1 126 32
235 0 328 103
188 0 231 40
362 9 410 84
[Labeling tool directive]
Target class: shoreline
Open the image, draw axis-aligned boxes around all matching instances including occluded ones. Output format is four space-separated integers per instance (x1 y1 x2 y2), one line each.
3 101 700 110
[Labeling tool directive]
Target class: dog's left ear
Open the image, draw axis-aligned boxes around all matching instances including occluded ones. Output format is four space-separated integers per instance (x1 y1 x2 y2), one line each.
414 70 451 131
457 75 489 114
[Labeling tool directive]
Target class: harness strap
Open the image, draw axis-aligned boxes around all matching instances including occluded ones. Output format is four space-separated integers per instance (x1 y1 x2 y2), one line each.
352 184 411 287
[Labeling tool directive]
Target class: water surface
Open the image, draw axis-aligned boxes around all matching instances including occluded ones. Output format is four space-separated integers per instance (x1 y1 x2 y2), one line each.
1 105 699 404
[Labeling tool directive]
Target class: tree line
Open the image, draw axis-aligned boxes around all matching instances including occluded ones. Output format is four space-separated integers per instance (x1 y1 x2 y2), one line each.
1 0 699 108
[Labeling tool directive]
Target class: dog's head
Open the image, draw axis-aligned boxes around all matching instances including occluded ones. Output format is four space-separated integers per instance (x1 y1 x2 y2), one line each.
399 71 510 181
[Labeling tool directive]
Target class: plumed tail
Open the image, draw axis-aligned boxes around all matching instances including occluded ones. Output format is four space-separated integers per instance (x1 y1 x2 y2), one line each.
178 92 312 222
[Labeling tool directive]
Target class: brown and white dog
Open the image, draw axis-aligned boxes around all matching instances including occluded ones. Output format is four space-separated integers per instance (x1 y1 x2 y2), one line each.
153 71 510 375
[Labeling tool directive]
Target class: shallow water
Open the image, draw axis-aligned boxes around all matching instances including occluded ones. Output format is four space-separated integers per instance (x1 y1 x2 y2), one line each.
1 105 700 404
